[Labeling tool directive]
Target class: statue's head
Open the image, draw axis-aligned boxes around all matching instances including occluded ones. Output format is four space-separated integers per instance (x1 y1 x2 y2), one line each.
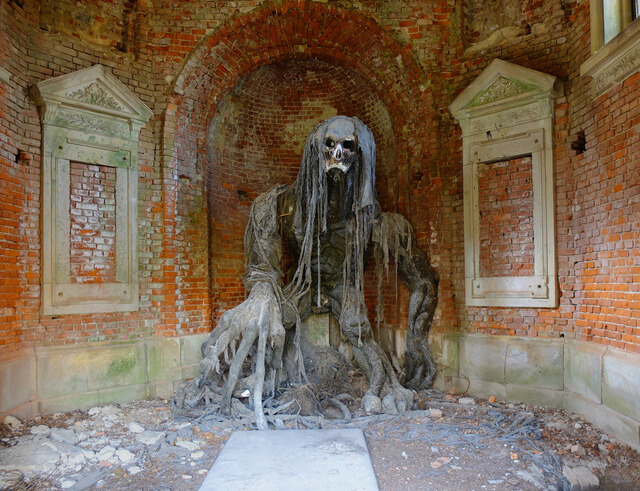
289 116 378 301
320 118 359 174
296 115 376 210
293 115 377 246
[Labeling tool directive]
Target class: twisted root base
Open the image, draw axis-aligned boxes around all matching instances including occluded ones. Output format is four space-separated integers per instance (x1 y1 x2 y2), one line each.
172 369 417 431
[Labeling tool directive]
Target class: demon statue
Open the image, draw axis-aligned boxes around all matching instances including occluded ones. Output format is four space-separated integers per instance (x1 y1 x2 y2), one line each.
178 116 438 429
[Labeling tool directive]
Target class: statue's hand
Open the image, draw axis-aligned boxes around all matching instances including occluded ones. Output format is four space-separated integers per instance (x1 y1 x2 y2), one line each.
196 282 285 391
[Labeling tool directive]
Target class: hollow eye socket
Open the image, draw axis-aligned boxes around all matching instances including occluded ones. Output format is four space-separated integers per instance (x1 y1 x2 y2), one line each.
325 138 335 148
343 140 355 151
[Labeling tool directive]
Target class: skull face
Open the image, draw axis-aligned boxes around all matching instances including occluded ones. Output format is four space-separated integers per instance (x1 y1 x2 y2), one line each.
321 118 358 174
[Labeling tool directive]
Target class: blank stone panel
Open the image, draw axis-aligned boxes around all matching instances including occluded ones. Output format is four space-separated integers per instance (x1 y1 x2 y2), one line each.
477 156 534 278
69 162 117 283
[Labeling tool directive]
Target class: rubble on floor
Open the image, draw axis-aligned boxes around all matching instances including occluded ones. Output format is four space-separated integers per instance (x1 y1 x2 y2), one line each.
1 390 638 490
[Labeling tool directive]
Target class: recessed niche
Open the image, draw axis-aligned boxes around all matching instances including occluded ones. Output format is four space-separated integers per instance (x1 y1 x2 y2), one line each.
69 162 118 283
477 156 534 279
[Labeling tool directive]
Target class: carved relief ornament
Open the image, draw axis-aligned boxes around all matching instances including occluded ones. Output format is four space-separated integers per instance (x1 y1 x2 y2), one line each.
66 83 125 111
581 18 640 97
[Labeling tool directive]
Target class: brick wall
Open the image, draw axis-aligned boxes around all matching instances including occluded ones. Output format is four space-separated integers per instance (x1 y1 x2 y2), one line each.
440 0 640 351
0 0 39 351
1 0 639 358
0 0 158 349
478 156 535 278
69 162 118 284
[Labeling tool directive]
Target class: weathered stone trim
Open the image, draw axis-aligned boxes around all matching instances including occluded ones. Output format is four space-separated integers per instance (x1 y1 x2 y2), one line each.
31 65 152 315
0 334 207 419
581 18 640 97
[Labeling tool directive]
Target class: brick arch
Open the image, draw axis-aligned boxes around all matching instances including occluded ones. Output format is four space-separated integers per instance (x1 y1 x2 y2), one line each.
169 1 435 182
159 1 438 334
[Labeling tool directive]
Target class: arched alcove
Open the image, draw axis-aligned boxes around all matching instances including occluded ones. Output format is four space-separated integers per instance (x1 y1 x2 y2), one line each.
206 58 397 317
161 1 439 339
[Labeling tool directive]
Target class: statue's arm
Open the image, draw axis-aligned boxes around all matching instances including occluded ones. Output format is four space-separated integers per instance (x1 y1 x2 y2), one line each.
242 184 288 291
196 185 290 413
373 212 439 390
199 184 288 362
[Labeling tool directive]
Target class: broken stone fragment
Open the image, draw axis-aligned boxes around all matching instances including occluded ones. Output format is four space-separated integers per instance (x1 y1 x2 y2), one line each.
4 415 22 429
100 405 119 416
0 439 60 475
128 422 145 434
30 425 51 436
81 449 96 461
562 465 599 490
51 427 78 445
60 479 76 489
50 441 86 466
116 448 136 464
136 430 165 446
175 439 202 452
96 445 116 461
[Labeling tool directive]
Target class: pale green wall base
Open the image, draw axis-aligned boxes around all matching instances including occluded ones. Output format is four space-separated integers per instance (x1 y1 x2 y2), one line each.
430 333 640 451
0 334 207 420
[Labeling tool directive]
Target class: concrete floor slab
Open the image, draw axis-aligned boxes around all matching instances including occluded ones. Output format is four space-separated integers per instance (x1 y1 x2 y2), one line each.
199 428 378 491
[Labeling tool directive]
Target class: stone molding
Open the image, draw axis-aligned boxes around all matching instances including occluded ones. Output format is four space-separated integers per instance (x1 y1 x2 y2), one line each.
31 65 152 315
449 59 563 308
581 18 640 97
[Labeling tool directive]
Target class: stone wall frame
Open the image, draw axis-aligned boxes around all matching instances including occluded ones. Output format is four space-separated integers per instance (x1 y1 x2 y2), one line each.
449 59 563 308
581 17 640 97
31 65 152 315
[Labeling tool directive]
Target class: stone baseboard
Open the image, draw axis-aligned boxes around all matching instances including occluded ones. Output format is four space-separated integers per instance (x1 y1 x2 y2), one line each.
0 333 207 419
430 332 640 451
3 332 639 452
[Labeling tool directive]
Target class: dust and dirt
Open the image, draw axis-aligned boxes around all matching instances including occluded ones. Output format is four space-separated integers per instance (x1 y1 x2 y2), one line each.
1 387 639 490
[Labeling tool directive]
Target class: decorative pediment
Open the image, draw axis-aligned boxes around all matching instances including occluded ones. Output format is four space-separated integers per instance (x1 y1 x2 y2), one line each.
31 64 152 138
466 76 538 108
449 59 563 120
